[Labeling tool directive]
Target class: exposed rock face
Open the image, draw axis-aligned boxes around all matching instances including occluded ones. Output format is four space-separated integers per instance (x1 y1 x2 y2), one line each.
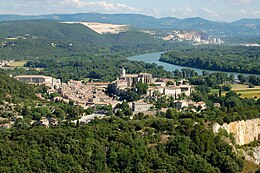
240 146 260 165
213 118 260 146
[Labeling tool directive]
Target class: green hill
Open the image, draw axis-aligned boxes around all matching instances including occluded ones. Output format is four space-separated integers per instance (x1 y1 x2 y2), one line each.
0 19 167 60
0 73 37 101
0 20 106 44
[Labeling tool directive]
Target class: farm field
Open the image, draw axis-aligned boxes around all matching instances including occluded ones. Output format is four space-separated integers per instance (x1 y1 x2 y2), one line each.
211 84 260 99
231 84 260 98
9 61 27 67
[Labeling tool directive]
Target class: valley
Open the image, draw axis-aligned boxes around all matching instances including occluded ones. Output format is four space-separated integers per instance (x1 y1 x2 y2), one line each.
0 10 259 173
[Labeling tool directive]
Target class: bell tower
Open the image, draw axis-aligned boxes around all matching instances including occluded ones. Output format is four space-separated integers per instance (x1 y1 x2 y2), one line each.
120 67 126 78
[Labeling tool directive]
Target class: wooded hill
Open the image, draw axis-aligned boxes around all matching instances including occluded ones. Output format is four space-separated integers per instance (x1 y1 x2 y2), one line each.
0 20 168 60
0 74 246 172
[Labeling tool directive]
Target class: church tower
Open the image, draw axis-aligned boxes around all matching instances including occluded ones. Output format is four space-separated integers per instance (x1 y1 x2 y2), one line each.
120 67 126 78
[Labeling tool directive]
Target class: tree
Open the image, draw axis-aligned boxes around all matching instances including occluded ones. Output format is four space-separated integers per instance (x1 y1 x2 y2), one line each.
202 70 209 76
115 102 133 116
166 108 178 119
238 74 247 83
135 83 148 95
229 74 235 83
222 84 232 91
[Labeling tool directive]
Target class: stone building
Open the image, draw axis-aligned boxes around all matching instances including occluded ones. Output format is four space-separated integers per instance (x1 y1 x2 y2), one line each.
15 75 61 87
132 101 153 112
115 67 153 87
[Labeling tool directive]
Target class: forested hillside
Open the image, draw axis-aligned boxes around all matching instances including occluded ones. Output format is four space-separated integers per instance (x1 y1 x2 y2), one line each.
160 45 260 75
0 114 245 172
0 73 37 102
0 20 168 60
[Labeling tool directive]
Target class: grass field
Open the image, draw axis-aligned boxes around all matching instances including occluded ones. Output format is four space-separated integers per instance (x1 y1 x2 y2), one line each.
211 84 260 99
9 61 27 67
231 84 260 98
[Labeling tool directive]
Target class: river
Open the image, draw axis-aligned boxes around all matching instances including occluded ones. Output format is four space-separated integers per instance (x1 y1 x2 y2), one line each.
128 51 257 78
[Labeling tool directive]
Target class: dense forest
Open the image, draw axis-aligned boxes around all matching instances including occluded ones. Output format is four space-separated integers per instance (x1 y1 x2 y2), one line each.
0 114 244 172
160 45 260 74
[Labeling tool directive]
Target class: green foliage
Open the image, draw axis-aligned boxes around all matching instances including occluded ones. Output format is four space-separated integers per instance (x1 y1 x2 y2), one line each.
222 84 232 91
160 45 260 74
115 102 133 116
0 117 244 172
135 83 148 94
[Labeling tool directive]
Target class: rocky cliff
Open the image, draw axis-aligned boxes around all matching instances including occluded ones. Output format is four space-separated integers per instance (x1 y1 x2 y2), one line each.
213 118 260 146
213 118 260 165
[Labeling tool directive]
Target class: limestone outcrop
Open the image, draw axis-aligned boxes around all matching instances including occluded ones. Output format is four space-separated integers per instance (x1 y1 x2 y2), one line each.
213 118 260 146
241 146 260 165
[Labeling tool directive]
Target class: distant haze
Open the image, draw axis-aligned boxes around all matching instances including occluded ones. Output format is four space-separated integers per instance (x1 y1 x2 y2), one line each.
0 0 260 22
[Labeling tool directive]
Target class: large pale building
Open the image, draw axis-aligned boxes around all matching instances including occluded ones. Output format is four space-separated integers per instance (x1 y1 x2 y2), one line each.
15 75 52 84
132 101 153 112
115 67 153 87
15 75 60 87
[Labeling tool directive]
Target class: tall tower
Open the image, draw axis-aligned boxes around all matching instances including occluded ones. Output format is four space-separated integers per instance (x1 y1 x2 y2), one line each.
120 67 126 78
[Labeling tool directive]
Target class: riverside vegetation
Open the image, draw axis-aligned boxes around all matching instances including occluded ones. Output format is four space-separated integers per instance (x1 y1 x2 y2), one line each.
160 45 260 75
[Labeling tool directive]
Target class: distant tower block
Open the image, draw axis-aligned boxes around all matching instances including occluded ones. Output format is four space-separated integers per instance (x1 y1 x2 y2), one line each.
120 67 126 78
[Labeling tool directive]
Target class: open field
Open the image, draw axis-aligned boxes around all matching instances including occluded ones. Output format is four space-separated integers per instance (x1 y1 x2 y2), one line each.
9 61 27 67
231 84 260 98
231 84 260 90
211 84 260 99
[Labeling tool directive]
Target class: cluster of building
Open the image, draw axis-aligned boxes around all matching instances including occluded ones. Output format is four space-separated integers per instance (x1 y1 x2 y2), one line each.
194 37 225 45
173 100 206 111
14 68 202 115
147 79 192 99
0 41 17 48
241 44 260 47
0 115 58 129
161 30 224 46
113 68 192 99
36 117 59 128
0 60 13 67
57 80 118 109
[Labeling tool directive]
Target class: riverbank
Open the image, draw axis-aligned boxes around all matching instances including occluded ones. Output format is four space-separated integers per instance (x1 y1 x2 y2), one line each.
128 52 259 78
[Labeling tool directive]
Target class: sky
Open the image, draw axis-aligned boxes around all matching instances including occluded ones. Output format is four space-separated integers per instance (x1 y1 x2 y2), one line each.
0 0 260 22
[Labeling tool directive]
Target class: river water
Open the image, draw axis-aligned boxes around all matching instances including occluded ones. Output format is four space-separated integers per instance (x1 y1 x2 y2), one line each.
128 51 256 78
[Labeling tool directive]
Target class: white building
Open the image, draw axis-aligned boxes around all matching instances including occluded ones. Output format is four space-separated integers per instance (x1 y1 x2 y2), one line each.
132 101 153 112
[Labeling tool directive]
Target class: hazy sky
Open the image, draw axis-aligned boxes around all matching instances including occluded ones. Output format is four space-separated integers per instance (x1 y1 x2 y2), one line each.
0 0 260 21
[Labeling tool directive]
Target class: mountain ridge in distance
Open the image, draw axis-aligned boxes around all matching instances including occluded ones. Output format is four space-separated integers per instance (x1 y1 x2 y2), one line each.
0 13 259 36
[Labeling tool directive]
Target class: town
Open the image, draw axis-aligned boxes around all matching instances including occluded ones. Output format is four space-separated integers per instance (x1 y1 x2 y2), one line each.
3 67 207 128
